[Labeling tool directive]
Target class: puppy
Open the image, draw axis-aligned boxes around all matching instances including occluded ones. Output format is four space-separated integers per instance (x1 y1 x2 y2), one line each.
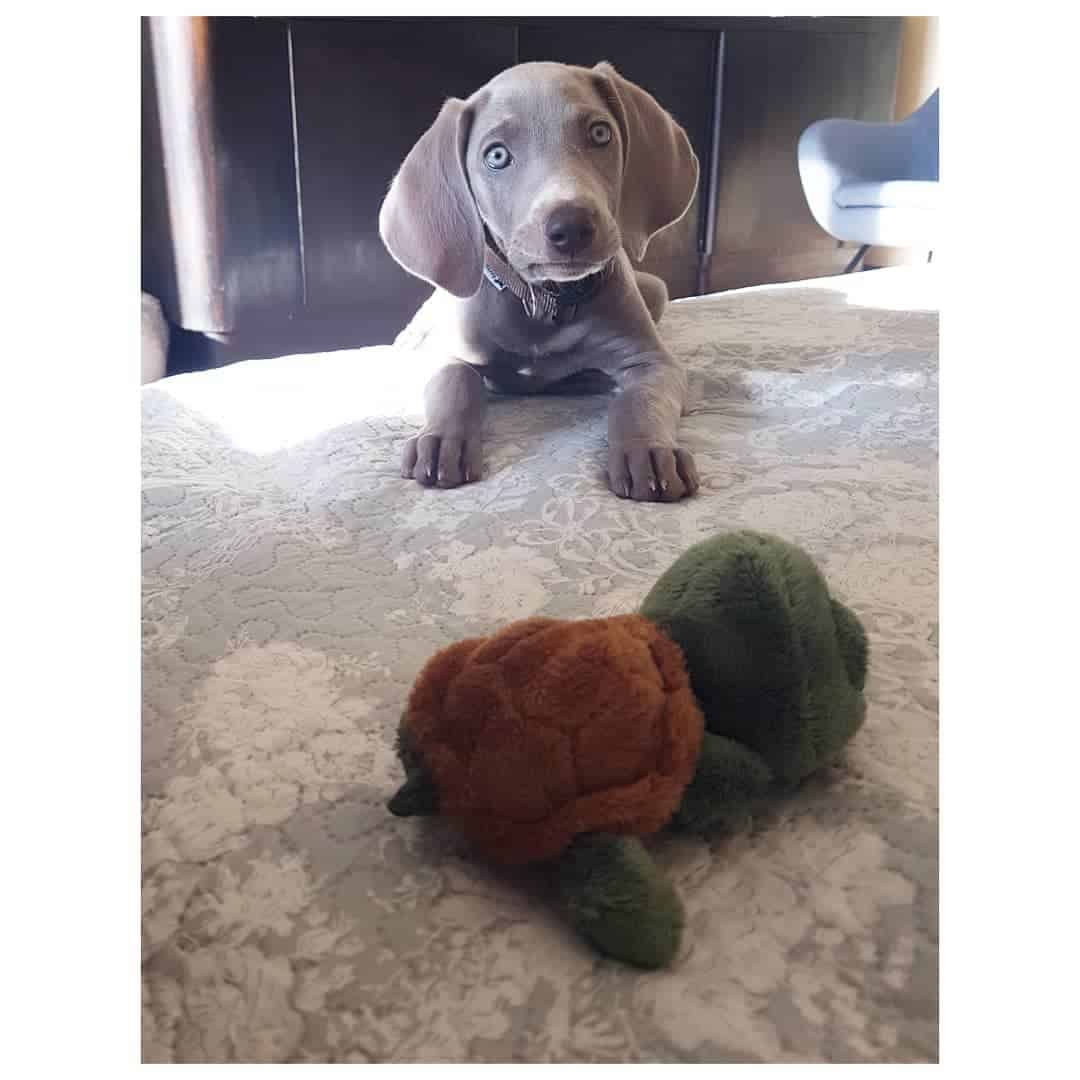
379 61 700 501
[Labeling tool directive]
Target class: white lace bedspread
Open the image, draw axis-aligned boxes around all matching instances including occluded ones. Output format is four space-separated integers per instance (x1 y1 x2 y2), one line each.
142 267 938 1063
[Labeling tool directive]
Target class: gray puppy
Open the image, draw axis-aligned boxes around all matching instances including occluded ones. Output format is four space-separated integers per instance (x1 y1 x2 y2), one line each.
379 61 700 501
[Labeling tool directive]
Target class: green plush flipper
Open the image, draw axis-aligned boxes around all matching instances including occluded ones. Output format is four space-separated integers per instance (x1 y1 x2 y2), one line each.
640 530 868 785
670 732 774 835
555 834 684 969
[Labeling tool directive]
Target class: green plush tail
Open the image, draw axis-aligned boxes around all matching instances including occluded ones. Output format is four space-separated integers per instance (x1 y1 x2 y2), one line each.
555 834 684 970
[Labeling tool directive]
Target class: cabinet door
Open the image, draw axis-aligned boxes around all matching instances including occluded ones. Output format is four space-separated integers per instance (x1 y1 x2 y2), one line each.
210 17 305 329
289 18 517 344
517 20 718 299
706 19 901 291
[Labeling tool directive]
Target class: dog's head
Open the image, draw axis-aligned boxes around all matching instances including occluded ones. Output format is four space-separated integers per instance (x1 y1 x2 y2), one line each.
379 61 699 297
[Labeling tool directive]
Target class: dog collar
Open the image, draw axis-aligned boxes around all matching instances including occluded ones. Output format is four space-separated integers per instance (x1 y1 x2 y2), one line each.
482 242 614 325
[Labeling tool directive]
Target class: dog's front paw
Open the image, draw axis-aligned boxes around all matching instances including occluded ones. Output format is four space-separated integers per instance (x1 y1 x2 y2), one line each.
607 444 700 502
402 432 483 488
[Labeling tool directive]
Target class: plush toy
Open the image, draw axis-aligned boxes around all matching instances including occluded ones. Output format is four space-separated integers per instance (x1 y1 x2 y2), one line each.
387 531 868 969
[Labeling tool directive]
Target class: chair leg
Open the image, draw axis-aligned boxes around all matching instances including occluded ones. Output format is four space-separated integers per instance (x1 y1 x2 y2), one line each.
843 244 869 274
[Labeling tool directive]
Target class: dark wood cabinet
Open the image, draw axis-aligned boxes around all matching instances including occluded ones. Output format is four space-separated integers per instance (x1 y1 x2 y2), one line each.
211 17 304 327
290 20 517 342
142 16 901 371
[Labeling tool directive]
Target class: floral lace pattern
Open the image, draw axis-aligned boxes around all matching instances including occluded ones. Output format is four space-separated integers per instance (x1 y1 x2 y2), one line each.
142 268 938 1062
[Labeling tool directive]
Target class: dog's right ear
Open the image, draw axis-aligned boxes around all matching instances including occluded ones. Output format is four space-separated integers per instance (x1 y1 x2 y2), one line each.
378 99 484 299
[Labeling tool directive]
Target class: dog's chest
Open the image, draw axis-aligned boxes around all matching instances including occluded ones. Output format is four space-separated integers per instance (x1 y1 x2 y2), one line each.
525 323 589 359
471 287 591 361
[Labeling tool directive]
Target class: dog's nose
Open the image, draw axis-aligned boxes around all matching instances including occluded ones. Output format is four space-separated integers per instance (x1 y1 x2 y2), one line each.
545 206 596 257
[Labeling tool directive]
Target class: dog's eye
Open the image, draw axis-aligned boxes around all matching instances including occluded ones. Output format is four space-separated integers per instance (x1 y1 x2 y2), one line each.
588 121 613 147
484 144 513 171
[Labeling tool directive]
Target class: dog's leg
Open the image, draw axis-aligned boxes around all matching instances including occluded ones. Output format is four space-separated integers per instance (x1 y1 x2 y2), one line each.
607 351 699 501
634 271 669 324
401 362 487 488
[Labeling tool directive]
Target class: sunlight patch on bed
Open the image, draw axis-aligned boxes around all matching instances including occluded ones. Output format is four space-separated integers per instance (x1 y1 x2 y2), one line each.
674 265 937 315
156 346 443 454
820 265 938 313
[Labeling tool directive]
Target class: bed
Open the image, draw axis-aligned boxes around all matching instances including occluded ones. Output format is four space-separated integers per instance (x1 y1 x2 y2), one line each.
141 266 939 1063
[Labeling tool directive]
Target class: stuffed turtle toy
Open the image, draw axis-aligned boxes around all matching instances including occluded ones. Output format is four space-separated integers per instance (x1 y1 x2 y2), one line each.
387 531 868 969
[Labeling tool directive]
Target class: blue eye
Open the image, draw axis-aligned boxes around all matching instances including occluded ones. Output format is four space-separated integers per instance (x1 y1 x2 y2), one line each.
588 121 613 147
484 144 512 170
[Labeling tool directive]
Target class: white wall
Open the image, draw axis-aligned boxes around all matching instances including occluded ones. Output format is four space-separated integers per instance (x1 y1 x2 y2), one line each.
869 16 940 268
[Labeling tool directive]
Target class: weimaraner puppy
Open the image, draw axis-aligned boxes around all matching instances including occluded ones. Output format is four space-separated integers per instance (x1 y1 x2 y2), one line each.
379 61 701 501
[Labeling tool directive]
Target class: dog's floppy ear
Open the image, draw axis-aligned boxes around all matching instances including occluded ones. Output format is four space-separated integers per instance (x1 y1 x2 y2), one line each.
592 62 700 262
378 98 484 298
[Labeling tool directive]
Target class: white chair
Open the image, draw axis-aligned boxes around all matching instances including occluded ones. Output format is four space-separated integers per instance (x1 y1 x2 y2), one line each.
798 89 939 272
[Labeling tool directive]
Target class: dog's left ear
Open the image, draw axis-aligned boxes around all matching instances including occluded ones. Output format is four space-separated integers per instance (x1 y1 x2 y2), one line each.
591 62 700 262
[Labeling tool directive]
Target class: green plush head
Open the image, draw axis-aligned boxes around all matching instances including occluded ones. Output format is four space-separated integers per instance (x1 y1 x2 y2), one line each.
639 530 868 786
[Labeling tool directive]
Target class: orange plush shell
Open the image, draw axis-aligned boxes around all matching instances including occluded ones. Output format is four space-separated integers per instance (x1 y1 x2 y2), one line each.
401 615 704 865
